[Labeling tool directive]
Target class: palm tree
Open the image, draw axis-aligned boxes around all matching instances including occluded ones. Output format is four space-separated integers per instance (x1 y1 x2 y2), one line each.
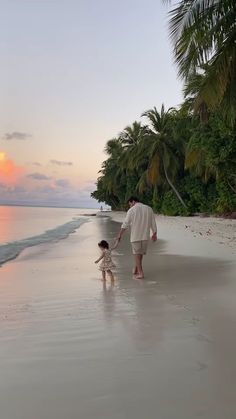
98 138 126 207
117 122 151 200
104 138 123 158
118 121 148 170
119 121 146 148
141 105 187 208
165 0 236 124
185 146 217 182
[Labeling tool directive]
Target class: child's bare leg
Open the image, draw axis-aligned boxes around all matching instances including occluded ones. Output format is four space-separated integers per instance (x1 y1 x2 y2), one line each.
101 270 106 281
107 270 114 282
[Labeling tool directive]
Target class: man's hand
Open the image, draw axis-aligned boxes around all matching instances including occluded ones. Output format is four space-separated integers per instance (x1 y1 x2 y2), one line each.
116 228 126 244
152 232 157 242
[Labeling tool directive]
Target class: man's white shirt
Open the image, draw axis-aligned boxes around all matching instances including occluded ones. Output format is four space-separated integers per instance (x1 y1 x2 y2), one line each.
121 203 157 242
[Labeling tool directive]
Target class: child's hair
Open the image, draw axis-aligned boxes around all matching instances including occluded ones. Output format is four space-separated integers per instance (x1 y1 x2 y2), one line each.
98 240 109 249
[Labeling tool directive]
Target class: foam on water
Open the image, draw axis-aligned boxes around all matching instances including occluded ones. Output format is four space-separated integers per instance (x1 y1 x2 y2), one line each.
0 218 87 266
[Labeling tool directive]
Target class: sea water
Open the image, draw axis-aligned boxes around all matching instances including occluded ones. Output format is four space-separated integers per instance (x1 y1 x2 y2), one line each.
0 205 95 266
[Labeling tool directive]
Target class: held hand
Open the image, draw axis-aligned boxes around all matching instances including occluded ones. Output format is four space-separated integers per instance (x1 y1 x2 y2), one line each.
152 232 157 242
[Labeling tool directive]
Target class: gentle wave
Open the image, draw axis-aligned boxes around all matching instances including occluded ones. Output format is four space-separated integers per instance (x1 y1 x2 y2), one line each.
0 218 87 267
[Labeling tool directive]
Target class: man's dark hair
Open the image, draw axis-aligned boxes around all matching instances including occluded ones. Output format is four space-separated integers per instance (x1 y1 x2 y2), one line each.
98 240 109 249
127 196 139 203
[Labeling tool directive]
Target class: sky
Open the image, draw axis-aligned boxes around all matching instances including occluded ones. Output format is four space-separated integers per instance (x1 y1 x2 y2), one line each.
0 0 182 208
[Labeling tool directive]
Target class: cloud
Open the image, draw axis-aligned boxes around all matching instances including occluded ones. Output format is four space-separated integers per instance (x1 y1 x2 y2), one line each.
55 178 70 188
27 172 51 180
32 162 42 167
0 184 27 194
50 159 73 166
3 132 32 141
0 157 97 207
0 182 98 208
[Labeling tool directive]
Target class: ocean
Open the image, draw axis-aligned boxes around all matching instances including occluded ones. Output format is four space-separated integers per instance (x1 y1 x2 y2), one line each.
0 205 96 266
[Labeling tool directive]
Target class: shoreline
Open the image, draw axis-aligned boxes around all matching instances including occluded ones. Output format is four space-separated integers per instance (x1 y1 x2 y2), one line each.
0 210 235 269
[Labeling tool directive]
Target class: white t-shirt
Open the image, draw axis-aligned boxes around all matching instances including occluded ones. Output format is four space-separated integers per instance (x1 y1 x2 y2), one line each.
121 203 157 242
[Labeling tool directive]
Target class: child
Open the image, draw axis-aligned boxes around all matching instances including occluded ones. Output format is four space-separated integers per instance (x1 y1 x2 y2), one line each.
95 240 118 282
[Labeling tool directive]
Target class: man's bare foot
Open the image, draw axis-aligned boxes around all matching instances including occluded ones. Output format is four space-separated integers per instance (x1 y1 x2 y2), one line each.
132 267 138 275
135 274 144 279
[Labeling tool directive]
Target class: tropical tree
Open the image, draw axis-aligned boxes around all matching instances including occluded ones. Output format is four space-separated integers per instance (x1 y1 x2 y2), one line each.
165 0 236 124
92 138 126 208
118 121 150 198
118 121 148 171
186 113 236 179
141 104 187 208
92 105 235 215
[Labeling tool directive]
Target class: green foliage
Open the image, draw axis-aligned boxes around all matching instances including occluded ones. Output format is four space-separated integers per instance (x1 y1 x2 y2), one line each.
183 176 208 213
216 180 236 214
161 190 189 216
167 0 236 125
92 105 236 215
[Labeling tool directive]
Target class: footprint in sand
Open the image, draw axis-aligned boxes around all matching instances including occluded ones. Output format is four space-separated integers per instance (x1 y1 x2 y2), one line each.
167 295 176 301
190 316 201 325
197 361 208 371
196 334 213 343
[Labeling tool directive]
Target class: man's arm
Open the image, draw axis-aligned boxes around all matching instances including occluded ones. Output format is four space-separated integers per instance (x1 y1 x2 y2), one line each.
117 210 132 242
111 239 119 250
151 210 157 241
117 227 126 242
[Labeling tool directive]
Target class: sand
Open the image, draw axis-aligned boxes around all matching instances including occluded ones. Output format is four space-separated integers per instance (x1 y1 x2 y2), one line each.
112 212 236 255
0 214 236 419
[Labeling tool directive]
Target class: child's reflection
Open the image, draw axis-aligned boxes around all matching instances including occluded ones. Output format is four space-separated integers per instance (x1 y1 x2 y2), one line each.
102 280 116 324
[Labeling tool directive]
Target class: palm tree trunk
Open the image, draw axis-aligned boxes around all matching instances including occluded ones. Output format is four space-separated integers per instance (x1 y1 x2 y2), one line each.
227 180 236 194
163 162 187 209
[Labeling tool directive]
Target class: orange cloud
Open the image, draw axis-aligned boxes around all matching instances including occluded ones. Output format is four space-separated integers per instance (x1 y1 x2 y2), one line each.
0 151 25 184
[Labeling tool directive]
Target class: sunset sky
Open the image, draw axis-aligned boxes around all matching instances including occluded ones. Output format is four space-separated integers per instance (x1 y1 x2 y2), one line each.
0 0 182 207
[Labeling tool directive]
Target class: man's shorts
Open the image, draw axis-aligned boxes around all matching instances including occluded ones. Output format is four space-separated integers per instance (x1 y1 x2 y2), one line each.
131 240 148 255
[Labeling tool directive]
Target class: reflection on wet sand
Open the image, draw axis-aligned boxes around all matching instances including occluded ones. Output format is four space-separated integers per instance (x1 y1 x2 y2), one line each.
0 216 235 419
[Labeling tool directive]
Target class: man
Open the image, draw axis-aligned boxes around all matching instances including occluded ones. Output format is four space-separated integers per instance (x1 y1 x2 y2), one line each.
117 196 157 279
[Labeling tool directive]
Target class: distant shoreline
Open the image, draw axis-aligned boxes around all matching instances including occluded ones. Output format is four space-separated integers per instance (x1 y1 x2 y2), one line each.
0 203 100 210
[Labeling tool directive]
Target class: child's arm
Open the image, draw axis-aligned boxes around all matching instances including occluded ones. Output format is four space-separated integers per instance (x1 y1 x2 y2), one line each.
95 252 105 264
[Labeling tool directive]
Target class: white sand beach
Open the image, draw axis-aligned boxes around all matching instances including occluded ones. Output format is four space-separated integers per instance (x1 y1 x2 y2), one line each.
0 213 236 419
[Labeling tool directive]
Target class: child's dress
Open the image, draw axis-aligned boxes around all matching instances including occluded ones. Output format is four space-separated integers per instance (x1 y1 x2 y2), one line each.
99 249 115 272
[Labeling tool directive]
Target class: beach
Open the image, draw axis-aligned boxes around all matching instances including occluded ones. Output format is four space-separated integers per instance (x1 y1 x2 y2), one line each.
0 212 236 419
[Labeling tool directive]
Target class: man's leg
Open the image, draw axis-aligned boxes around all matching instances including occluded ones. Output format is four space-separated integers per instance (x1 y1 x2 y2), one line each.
135 254 144 279
132 243 138 274
133 255 139 275
132 265 138 275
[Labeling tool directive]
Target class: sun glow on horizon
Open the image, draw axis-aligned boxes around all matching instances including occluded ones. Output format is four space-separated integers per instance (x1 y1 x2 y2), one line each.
0 152 6 161
0 151 25 183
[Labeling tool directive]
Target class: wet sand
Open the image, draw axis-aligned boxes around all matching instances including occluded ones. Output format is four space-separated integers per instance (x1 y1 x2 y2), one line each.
0 215 236 419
